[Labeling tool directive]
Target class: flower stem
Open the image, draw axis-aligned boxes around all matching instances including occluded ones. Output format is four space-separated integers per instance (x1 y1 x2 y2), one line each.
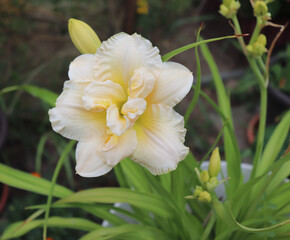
249 18 262 45
231 16 268 178
42 140 75 240
200 210 216 240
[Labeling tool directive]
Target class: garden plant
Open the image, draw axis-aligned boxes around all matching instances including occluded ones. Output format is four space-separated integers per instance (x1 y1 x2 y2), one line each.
0 0 290 239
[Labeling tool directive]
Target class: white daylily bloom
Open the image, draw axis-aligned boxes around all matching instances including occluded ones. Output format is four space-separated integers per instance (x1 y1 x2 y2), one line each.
49 33 193 177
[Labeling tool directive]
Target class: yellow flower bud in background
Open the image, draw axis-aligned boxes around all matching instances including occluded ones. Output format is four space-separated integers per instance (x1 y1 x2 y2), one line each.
68 18 101 54
209 147 221 177
254 1 268 17
206 177 218 191
198 191 211 203
200 170 210 184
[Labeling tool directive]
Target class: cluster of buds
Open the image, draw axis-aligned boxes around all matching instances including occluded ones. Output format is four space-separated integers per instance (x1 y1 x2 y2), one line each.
246 34 267 57
219 0 241 19
253 1 271 22
186 148 222 204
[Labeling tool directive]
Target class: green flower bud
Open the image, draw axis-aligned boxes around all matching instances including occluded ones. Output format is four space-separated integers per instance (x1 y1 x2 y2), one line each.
257 34 267 46
206 177 218 191
69 18 101 54
247 34 267 57
254 1 268 17
193 186 203 197
200 170 210 184
219 0 240 19
198 191 211 203
219 4 229 17
209 147 221 177
246 44 254 54
252 42 266 57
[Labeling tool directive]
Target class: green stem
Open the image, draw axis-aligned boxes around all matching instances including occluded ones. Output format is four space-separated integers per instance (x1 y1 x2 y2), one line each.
200 211 216 240
42 140 75 240
232 17 268 178
232 15 247 55
249 18 262 45
257 57 266 75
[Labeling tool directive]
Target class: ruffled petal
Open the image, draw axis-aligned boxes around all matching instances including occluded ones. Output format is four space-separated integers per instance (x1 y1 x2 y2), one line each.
83 80 126 111
121 97 147 120
68 54 98 81
147 62 193 107
129 67 155 99
106 104 131 136
94 33 162 89
76 129 137 177
49 80 106 141
131 104 188 175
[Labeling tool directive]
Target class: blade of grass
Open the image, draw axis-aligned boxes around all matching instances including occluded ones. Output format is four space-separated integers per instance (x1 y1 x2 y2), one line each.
200 41 241 198
184 24 202 124
162 34 247 62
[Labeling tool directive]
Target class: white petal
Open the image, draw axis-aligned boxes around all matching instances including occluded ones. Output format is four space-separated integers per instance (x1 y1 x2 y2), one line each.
131 104 189 175
83 80 126 111
121 98 147 120
49 80 106 141
94 33 162 89
106 104 131 136
129 67 155 99
76 129 137 177
68 54 97 81
147 62 193 107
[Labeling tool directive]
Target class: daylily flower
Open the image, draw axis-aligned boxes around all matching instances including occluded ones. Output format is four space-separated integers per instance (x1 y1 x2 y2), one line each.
49 32 193 177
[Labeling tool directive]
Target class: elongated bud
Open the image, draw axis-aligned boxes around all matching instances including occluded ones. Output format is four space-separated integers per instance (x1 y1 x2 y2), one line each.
254 1 268 17
198 191 211 203
68 18 101 54
200 170 210 184
209 147 221 177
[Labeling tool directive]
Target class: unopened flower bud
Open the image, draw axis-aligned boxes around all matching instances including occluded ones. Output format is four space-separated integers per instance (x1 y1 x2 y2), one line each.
257 34 267 46
206 177 218 191
200 170 210 184
69 18 101 54
219 0 240 19
209 147 221 177
247 34 267 57
198 191 211 203
254 1 268 17
193 186 203 197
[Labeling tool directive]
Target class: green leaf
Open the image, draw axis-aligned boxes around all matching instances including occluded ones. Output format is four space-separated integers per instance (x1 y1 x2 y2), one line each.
79 224 170 240
200 41 241 198
0 163 73 198
162 34 241 62
1 217 100 240
184 25 202 124
57 187 174 218
21 85 58 107
256 110 290 176
0 84 58 107
119 158 151 192
212 196 290 233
